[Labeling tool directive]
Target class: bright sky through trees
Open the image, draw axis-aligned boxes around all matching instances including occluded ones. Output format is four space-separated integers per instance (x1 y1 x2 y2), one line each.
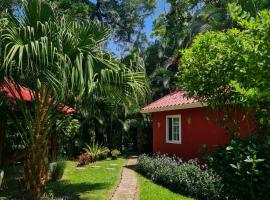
108 0 169 56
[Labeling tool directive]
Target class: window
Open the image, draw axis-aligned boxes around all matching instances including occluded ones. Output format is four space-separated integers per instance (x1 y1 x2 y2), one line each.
166 115 181 144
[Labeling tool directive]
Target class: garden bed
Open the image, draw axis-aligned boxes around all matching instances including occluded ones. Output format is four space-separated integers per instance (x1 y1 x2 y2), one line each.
137 154 224 200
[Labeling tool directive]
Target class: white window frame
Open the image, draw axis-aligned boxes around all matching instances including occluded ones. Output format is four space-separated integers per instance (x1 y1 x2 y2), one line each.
166 115 181 144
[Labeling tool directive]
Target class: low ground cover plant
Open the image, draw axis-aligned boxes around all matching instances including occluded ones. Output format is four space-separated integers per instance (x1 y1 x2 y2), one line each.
48 161 67 181
208 136 270 200
137 154 224 200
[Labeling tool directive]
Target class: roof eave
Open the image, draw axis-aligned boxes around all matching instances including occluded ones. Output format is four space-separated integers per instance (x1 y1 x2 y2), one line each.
140 102 207 113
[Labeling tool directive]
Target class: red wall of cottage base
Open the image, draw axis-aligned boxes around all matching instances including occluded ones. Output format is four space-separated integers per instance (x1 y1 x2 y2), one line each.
152 107 254 160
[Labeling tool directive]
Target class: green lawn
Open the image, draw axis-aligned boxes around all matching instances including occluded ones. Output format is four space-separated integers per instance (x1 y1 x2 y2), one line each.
1 158 127 200
137 174 193 200
2 159 194 200
46 158 127 200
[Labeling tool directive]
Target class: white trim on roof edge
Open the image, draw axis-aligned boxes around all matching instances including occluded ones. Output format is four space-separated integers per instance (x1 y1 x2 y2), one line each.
141 102 207 113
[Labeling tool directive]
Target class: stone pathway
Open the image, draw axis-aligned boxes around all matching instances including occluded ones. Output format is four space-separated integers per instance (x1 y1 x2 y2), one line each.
110 156 138 200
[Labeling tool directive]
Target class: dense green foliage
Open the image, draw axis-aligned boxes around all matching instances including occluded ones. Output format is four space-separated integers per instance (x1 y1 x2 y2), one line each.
179 3 270 200
208 136 270 200
143 0 270 103
56 118 80 158
179 5 270 134
138 154 224 200
49 0 156 50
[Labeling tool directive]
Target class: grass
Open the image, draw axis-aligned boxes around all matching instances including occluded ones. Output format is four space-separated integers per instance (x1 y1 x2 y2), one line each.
2 158 194 200
137 173 193 200
1 158 127 200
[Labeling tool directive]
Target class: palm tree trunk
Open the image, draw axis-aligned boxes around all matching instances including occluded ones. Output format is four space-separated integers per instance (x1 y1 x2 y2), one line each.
23 93 50 199
24 136 48 199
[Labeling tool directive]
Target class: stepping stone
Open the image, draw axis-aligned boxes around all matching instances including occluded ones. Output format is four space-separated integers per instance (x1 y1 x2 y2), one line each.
76 167 86 170
106 168 115 170
91 165 101 168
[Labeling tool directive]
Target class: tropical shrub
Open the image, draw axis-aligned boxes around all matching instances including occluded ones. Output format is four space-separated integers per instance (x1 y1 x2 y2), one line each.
111 149 121 160
138 154 224 200
208 136 270 200
84 142 109 162
100 147 110 159
77 153 92 166
48 161 66 181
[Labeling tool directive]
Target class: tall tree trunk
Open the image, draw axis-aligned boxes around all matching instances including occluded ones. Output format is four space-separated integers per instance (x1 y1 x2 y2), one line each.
24 136 48 199
23 91 51 199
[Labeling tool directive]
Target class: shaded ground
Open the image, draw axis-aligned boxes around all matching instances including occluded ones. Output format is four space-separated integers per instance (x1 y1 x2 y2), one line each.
1 158 127 200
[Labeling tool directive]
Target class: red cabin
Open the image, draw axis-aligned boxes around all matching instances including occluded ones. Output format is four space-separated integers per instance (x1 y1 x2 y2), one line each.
0 79 75 164
141 91 254 160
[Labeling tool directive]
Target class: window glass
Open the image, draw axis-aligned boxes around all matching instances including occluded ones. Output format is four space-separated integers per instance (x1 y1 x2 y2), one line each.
166 116 181 143
168 118 172 140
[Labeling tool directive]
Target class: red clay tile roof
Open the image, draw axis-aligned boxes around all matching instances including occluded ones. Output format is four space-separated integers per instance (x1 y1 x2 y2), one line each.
141 90 202 113
0 79 34 101
0 79 75 114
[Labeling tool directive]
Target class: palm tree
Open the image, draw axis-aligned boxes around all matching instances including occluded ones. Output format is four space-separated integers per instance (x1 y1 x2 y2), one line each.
0 0 148 198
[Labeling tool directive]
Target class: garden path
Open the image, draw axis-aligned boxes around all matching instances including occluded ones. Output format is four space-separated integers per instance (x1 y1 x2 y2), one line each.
110 156 139 200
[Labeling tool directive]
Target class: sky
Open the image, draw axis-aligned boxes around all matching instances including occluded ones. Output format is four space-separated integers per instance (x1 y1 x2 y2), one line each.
144 0 169 41
108 0 170 56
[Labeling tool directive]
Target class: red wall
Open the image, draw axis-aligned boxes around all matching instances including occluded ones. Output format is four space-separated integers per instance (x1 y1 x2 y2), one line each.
152 107 254 160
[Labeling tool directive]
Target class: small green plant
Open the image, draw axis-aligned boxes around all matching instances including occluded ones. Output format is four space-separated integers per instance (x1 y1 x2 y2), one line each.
84 142 109 162
111 149 121 160
49 161 66 181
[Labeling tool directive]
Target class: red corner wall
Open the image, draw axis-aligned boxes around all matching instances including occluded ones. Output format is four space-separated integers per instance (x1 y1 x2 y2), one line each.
152 107 254 160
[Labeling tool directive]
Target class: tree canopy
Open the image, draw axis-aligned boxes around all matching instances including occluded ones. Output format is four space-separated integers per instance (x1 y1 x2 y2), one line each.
179 4 270 134
49 0 156 50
